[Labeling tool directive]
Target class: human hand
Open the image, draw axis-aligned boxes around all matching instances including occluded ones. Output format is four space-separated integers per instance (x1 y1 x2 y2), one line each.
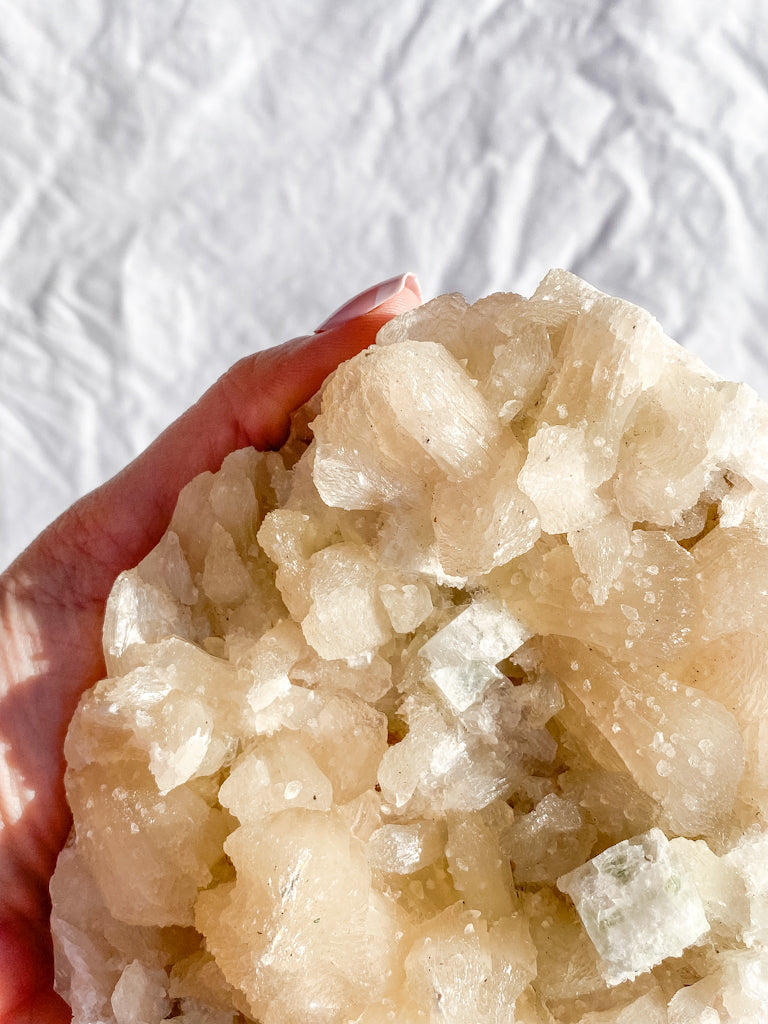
0 273 421 1024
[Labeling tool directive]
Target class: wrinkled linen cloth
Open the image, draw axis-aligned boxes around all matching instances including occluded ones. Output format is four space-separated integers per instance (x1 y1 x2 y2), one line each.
1 0 767 568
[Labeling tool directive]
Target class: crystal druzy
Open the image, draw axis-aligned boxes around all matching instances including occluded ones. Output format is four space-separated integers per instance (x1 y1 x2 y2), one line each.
51 272 768 1024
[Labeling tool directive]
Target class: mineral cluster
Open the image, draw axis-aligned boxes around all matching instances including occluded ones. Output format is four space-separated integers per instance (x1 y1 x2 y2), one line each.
51 272 768 1024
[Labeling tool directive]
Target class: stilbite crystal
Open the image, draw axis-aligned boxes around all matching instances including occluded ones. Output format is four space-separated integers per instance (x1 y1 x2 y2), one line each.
51 271 768 1023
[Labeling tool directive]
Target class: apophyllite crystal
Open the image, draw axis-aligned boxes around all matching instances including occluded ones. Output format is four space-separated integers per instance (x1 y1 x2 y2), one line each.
51 271 768 1024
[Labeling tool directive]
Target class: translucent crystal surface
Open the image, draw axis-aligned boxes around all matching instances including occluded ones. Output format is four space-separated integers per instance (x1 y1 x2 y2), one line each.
51 272 768 1024
557 829 709 985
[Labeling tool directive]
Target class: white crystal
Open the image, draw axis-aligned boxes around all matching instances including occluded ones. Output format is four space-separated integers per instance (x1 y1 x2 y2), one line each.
111 960 170 1024
103 569 194 675
575 989 669 1023
367 820 445 875
378 579 433 633
202 522 254 606
420 596 530 712
558 828 709 986
518 424 608 534
432 443 540 576
403 905 536 1023
302 543 392 660
667 949 768 1024
218 733 333 822
312 340 499 510
723 831 768 947
138 529 198 605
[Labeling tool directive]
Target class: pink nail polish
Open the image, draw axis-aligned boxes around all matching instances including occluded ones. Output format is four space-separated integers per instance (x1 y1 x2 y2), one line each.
314 273 421 333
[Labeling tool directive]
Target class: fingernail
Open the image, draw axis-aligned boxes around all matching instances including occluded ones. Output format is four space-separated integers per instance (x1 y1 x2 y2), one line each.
314 272 421 333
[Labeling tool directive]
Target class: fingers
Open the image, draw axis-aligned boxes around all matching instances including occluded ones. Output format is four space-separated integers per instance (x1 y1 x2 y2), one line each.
38 274 423 597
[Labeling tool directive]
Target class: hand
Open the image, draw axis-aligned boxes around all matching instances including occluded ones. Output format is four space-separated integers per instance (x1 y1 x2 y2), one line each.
0 274 421 1024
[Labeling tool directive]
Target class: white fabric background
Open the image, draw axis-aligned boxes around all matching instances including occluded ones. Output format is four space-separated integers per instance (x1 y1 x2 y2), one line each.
2 0 768 569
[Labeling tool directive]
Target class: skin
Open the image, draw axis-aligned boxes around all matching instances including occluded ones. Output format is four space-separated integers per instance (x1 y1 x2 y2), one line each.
0 279 421 1024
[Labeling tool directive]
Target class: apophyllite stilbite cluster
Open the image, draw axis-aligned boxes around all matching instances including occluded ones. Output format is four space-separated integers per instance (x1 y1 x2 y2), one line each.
51 272 768 1024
